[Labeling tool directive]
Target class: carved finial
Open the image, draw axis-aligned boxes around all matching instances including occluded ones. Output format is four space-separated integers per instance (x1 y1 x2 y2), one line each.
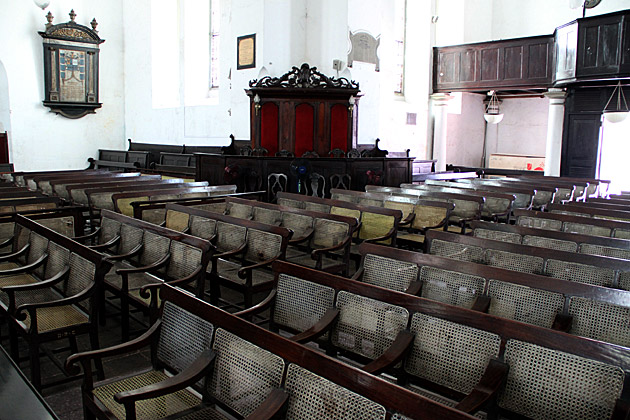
90 18 98 32
69 9 76 22
45 11 54 29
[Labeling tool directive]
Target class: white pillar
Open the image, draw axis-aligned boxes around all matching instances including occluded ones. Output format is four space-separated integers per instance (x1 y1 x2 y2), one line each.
430 93 453 172
543 88 567 176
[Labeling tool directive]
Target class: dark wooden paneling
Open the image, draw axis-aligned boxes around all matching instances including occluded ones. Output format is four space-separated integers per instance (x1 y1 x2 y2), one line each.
554 22 578 83
433 35 554 92
561 114 601 177
577 13 624 77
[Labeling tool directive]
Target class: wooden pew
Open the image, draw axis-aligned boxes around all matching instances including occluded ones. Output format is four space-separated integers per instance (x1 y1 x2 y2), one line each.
87 149 150 171
456 178 558 209
67 283 475 420
513 209 630 239
520 174 610 198
111 184 237 217
8 169 106 188
243 261 630 419
67 177 190 206
50 173 158 199
365 186 484 233
36 172 142 196
469 220 630 259
163 203 292 309
355 242 630 347
76 209 213 341
425 179 536 211
0 215 112 390
425 229 630 290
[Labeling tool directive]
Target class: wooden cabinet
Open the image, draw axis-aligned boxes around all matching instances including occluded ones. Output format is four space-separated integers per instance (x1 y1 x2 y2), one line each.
433 35 554 92
576 12 627 78
245 63 360 157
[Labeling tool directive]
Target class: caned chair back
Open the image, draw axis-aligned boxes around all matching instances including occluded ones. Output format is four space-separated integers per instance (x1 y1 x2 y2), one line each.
164 209 190 232
215 221 246 253
99 217 122 244
517 215 562 231
484 249 544 275
166 241 203 280
405 313 501 395
44 241 71 279
253 206 282 226
522 235 578 252
63 253 97 312
225 201 253 220
563 222 611 237
568 297 630 347
429 239 485 264
280 212 313 239
208 328 285 417
487 280 564 328
272 273 335 335
333 291 409 361
244 229 283 262
189 215 217 240
546 259 615 288
499 339 624 420
310 218 349 250
27 232 49 278
361 253 419 293
139 231 171 268
473 228 521 244
284 363 387 419
581 243 630 260
419 266 484 309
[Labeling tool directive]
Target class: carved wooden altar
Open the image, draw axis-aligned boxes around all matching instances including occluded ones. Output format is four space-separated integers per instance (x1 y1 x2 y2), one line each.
245 63 360 157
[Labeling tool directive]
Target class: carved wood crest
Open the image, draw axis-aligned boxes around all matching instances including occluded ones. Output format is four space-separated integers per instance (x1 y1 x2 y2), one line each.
348 31 380 71
39 10 105 119
249 63 359 90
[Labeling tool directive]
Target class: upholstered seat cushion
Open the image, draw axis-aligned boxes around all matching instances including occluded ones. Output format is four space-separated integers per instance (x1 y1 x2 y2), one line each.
93 370 202 420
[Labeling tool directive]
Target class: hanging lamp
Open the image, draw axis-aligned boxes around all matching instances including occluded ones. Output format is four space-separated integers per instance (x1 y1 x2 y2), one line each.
603 81 629 124
484 90 503 124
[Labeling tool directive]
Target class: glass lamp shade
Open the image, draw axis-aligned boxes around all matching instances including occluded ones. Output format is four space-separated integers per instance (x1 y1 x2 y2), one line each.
603 111 629 124
484 113 504 124
33 0 51 9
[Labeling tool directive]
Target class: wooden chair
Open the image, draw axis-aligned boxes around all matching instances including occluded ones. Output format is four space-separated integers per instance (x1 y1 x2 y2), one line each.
267 173 288 203
328 148 345 158
329 173 351 190
1 216 112 390
306 172 325 197
275 149 295 157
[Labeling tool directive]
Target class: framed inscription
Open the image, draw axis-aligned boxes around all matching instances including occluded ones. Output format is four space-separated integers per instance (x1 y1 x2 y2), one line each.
39 10 105 118
237 34 256 70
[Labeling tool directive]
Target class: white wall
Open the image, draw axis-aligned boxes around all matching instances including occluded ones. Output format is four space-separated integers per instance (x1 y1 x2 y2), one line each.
0 0 125 170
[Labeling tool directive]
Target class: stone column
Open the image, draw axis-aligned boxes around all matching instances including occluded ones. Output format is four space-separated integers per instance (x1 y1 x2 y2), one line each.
543 88 567 176
430 93 453 172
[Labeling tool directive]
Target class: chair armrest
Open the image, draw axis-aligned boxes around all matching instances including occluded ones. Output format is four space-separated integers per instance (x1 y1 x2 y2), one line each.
289 228 314 245
290 307 340 344
3 266 69 293
72 227 101 241
470 295 491 313
403 280 422 296
237 256 279 279
399 213 416 227
65 320 161 378
0 243 29 262
363 227 396 244
15 283 95 322
551 313 573 333
235 289 277 319
139 265 204 299
0 236 14 249
0 253 47 275
350 266 364 281
362 330 414 376
89 236 121 251
114 349 216 405
106 243 143 261
243 388 288 420
454 358 509 414
212 241 247 261
311 235 352 259
116 253 171 275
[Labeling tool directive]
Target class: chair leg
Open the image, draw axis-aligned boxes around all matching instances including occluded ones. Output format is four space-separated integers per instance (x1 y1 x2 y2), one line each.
29 340 42 391
89 329 104 380
9 323 19 362
68 335 79 355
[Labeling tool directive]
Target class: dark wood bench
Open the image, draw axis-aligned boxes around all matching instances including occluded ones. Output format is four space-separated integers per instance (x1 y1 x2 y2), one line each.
402 182 516 222
222 197 360 276
87 149 150 171
241 260 630 419
520 174 609 198
425 179 536 211
513 209 630 239
49 173 153 199
67 177 188 206
66 283 474 420
75 209 213 341
35 172 141 196
111 184 236 218
164 203 292 309
9 169 107 189
0 215 112 390
149 152 196 177
456 178 558 209
425 229 630 290
355 241 630 348
469 219 630 259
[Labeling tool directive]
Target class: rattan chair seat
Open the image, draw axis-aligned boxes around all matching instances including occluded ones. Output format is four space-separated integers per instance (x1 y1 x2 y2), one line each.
0 262 19 270
93 370 202 420
402 384 487 419
104 269 162 293
175 407 231 420
21 304 89 333
396 232 425 244
0 273 38 305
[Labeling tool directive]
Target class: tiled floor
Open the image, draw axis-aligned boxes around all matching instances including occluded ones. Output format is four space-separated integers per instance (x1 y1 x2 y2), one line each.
4 286 264 420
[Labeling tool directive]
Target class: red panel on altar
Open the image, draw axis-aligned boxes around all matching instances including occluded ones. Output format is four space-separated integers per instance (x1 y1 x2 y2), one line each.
261 103 279 155
330 104 348 152
295 104 314 157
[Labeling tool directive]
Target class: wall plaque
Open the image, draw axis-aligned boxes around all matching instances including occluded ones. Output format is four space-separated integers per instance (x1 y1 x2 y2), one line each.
39 9 105 119
237 34 256 70
348 30 380 71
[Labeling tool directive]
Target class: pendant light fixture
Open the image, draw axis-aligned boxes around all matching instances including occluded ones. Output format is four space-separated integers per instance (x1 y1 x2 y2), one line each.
603 81 629 124
33 0 51 10
484 90 503 124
